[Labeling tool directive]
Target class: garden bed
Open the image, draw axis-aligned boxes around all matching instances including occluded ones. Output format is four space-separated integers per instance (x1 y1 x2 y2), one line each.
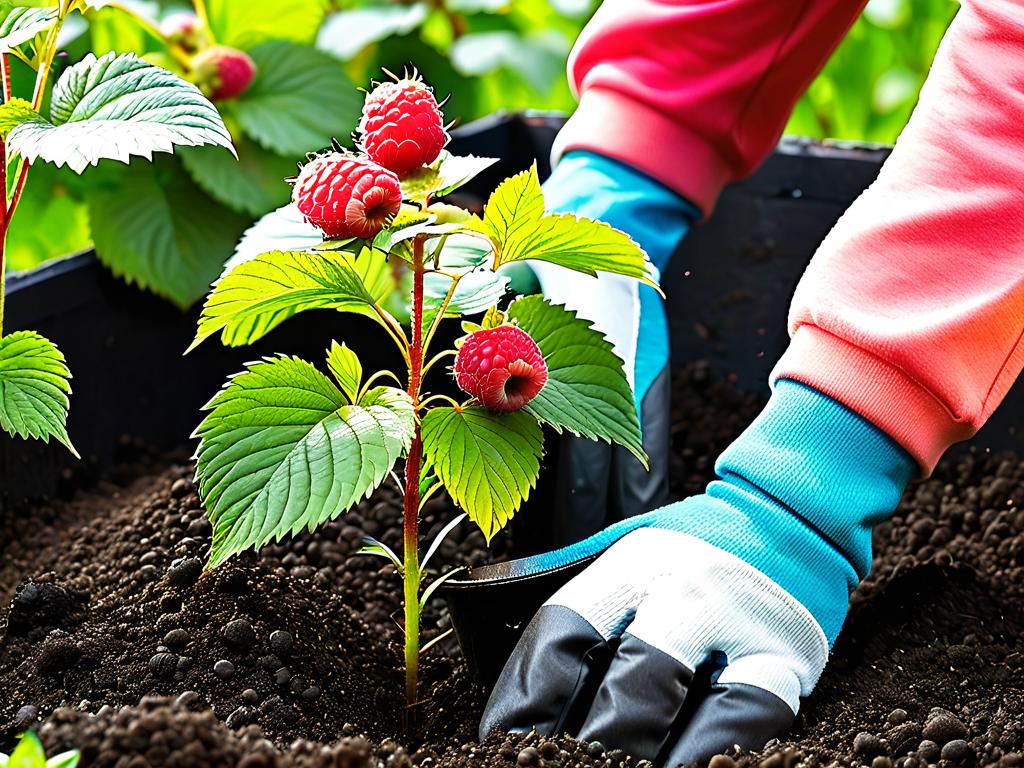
2 116 1024 767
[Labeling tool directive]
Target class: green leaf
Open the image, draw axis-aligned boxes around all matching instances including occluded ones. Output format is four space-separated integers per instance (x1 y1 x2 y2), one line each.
7 52 233 173
0 331 76 457
450 30 568 93
423 270 508 319
484 165 657 289
508 295 646 466
194 355 414 567
46 751 80 768
316 3 428 60
228 203 323 272
0 97 39 138
0 4 57 53
235 40 359 156
206 0 326 47
179 135 295 217
190 247 391 350
434 153 498 197
420 406 543 540
86 157 249 308
326 340 361 403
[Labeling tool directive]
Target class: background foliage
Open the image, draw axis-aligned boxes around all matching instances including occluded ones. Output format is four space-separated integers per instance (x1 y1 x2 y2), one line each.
7 0 958 279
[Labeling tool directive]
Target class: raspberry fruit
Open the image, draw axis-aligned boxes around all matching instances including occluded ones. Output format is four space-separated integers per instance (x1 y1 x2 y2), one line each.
161 12 207 54
359 78 449 177
292 153 402 239
192 46 256 101
454 326 548 413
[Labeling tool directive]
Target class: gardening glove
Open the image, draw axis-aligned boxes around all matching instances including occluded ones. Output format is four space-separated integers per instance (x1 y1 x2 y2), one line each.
526 151 700 544
480 379 917 766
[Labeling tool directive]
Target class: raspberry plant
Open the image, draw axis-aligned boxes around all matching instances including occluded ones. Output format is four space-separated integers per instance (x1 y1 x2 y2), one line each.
189 73 654 708
0 0 233 454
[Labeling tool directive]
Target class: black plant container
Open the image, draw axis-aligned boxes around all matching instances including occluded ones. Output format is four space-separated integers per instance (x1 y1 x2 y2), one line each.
2 114 1021 688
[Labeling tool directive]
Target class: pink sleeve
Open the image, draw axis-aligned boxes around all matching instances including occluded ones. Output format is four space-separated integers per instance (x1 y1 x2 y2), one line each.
552 0 867 215
773 0 1024 474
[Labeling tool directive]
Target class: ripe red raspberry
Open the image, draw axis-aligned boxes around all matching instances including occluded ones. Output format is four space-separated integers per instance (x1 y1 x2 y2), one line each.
359 78 449 177
192 46 256 101
454 327 548 414
292 153 402 239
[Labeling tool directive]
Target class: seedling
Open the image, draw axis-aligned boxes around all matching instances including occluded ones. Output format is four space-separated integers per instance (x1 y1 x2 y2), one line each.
189 71 655 709
0 732 79 768
0 0 234 453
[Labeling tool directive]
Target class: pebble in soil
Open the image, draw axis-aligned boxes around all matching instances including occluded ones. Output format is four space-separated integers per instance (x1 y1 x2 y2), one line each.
4 363 1024 768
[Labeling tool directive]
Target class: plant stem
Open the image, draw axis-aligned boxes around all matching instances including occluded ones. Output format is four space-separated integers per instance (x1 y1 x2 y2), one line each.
192 0 215 44
402 234 428 713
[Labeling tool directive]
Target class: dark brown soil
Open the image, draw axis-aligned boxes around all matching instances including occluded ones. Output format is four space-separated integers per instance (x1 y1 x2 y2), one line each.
3 362 1024 768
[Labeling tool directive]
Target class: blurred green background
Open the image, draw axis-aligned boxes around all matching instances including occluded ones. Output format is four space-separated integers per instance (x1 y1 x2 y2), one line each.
6 0 959 276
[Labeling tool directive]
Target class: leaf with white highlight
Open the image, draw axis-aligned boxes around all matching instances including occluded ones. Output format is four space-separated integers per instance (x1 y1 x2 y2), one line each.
7 52 233 173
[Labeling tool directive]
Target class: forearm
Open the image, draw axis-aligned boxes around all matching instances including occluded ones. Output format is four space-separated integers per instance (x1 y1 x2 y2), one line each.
775 0 1024 475
553 0 866 216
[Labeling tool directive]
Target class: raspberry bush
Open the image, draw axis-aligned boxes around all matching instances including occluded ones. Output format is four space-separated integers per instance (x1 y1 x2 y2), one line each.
189 72 655 711
0 0 234 456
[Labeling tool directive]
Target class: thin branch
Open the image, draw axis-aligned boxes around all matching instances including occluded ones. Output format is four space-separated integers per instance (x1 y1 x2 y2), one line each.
418 393 460 410
418 628 455 656
422 349 456 378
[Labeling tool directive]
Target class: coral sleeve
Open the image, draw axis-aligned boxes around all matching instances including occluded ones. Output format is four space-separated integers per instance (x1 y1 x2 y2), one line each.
773 0 1024 474
552 0 866 215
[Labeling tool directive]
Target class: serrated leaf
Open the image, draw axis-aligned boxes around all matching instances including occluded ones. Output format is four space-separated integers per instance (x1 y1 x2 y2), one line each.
7 52 233 173
86 157 249 308
191 247 391 350
235 40 359 156
434 153 498 197
316 3 428 60
0 331 76 456
194 356 414 567
0 4 57 53
206 0 326 47
484 164 658 289
326 340 361 403
0 97 39 137
508 295 646 466
179 135 295 217
420 406 542 540
227 203 323 273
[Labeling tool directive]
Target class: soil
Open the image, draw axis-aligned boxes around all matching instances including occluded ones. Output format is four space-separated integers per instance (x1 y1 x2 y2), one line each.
2 361 1024 768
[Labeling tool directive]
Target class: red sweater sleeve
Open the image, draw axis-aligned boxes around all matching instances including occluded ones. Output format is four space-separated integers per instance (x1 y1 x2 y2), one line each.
552 0 867 215
774 0 1024 473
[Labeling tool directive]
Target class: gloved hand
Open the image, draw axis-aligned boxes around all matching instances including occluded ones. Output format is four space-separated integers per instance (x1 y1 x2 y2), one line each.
524 151 700 544
480 380 916 766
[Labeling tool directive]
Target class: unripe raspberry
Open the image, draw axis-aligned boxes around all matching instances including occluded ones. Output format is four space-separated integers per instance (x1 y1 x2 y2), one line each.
292 153 402 239
161 12 207 54
454 327 548 413
359 78 449 177
192 46 256 101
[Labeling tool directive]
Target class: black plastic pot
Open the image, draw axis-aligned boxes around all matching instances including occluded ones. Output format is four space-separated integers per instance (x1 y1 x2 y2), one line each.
3 114 1021 689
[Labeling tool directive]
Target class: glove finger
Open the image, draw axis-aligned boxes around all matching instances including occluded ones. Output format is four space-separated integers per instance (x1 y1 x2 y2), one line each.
575 631 697 761
662 682 794 767
478 604 615 739
480 537 653 739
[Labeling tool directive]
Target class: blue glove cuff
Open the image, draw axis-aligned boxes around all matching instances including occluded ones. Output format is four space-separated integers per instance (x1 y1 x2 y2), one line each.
550 151 701 273
511 381 915 645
